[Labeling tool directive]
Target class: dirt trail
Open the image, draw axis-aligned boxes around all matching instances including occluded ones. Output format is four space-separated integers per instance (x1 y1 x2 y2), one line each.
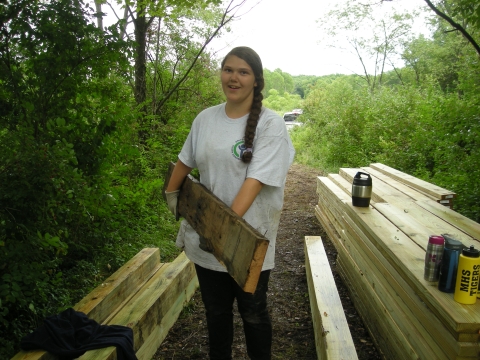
153 163 382 359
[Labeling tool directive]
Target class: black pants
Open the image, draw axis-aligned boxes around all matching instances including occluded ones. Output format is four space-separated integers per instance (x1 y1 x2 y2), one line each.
195 264 272 360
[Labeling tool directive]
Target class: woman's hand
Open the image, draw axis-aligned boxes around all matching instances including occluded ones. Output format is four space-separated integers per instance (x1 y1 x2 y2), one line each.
165 190 180 218
165 160 192 219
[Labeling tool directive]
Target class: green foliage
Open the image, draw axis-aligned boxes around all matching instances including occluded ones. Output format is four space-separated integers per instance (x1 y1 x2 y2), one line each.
264 68 295 95
263 89 303 115
293 72 480 222
0 1 186 356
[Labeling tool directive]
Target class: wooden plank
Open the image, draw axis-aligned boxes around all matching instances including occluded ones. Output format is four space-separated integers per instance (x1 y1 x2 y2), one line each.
315 203 413 359
338 254 478 360
74 248 161 323
10 351 57 360
135 275 198 360
163 162 269 293
316 199 459 358
317 177 480 336
79 252 197 360
329 172 387 204
415 200 480 241
325 203 457 358
369 163 456 200
340 168 480 251
336 255 415 360
318 173 480 356
315 201 478 360
304 236 358 360
340 167 433 202
12 248 161 360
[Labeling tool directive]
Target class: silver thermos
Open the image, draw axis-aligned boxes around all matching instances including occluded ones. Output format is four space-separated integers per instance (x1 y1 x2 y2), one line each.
352 172 372 207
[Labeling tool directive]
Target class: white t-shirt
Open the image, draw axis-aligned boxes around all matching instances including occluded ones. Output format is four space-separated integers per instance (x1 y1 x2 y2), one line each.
176 103 295 272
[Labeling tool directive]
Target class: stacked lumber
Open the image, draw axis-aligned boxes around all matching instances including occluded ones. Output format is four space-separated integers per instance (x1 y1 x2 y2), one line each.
304 236 358 360
370 163 457 209
315 164 480 360
12 248 198 360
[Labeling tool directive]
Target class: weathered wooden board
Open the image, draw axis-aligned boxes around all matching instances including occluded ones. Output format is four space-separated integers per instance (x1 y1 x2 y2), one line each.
79 252 196 360
11 248 162 360
163 162 269 293
304 236 358 360
369 162 456 200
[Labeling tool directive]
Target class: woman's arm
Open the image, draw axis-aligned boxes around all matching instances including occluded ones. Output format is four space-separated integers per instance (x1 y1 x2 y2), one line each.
166 160 193 191
230 178 264 217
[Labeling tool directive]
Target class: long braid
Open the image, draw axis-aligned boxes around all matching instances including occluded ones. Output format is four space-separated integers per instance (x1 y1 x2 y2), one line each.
242 88 263 163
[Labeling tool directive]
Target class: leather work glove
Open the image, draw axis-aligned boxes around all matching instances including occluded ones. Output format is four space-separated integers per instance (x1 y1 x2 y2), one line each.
165 190 180 220
199 236 214 253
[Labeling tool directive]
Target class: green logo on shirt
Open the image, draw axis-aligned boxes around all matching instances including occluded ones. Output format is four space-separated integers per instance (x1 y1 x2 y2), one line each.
232 139 246 160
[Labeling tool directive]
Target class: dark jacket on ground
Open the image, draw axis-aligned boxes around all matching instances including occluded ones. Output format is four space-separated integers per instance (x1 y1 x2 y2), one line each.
20 308 137 360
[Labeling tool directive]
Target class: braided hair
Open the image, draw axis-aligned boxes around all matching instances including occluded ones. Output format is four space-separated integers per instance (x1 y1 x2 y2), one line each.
221 47 265 163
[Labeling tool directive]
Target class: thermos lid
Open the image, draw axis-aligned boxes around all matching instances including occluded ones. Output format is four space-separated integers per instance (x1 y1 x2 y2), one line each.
428 235 444 245
353 172 372 186
462 245 480 258
441 234 464 250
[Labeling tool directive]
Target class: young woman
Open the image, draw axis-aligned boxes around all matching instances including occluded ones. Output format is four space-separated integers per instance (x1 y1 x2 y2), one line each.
165 46 295 360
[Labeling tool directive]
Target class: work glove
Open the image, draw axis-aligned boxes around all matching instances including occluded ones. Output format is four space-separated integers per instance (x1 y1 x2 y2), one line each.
199 236 214 253
165 190 180 220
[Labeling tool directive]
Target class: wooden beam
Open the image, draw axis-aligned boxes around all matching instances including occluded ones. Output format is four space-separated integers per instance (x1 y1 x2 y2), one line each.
324 205 456 358
369 163 456 200
163 162 269 293
304 236 358 360
11 248 162 360
79 252 197 360
318 176 480 335
74 248 163 324
339 168 479 248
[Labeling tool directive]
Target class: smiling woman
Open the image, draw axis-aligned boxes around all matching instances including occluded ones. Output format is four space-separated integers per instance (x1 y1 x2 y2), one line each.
164 46 295 359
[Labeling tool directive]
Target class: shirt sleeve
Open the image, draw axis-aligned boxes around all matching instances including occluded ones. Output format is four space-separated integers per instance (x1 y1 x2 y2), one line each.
178 118 199 169
246 111 294 187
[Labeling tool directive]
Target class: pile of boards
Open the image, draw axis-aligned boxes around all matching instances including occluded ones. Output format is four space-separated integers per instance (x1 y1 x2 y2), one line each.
315 163 480 359
12 248 198 360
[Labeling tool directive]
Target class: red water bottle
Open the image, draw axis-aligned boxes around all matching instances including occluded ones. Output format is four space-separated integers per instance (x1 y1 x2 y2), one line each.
424 235 445 282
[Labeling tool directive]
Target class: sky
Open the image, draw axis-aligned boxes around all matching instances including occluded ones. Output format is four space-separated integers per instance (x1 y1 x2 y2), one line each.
207 0 432 76
101 0 433 77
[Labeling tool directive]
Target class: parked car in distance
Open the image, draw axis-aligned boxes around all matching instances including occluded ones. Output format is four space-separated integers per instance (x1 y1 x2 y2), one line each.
283 112 298 122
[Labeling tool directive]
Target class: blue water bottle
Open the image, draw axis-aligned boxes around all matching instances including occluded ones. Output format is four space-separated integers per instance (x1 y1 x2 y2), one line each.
438 234 464 293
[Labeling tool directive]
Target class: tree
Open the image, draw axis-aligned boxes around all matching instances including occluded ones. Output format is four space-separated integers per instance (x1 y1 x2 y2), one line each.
422 0 480 56
106 0 246 141
318 0 420 91
0 1 132 354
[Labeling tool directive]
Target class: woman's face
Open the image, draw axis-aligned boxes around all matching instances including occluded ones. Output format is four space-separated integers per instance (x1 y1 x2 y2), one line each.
221 55 257 109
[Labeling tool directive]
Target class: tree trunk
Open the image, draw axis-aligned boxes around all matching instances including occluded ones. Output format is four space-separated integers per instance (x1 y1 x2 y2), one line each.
134 13 147 113
94 1 103 31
